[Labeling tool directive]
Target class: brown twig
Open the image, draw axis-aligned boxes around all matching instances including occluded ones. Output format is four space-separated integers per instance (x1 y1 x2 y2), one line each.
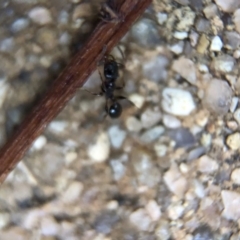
0 0 152 182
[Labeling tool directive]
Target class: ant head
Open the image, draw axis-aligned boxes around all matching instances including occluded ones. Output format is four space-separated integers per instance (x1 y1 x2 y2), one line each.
109 102 122 118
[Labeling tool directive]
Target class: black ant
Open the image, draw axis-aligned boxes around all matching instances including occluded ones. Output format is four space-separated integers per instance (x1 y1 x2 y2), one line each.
86 47 131 119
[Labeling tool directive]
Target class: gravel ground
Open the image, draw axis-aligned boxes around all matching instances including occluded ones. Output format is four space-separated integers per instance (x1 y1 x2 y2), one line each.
1 0 240 239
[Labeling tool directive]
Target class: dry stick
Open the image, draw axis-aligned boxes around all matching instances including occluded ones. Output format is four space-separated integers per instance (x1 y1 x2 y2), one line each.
0 0 152 182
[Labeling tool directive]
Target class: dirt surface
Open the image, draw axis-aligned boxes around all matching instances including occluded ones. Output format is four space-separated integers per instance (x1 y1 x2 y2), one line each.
0 0 240 239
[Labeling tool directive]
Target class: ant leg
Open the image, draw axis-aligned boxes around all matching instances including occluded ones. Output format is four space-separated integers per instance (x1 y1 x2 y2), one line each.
117 45 126 62
83 89 103 96
115 96 136 107
97 66 105 85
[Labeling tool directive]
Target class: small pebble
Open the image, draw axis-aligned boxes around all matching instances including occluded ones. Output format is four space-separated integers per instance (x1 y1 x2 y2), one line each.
72 3 93 20
131 18 161 48
154 143 167 157
110 155 128 181
87 132 110 162
143 55 169 82
203 79 232 115
192 225 214 240
32 135 47 151
168 203 184 220
224 31 240 50
40 216 61 236
197 155 218 173
193 180 205 198
233 108 240 124
169 41 184 55
226 132 240 150
61 181 83 204
140 108 162 129
187 147 206 161
108 125 127 149
0 212 11 229
93 211 119 234
128 93 145 108
169 127 196 148
48 121 69 134
163 114 181 129
231 168 240 185
212 54 235 73
28 7 52 25
145 200 161 221
11 18 29 33
140 126 165 143
173 31 188 39
172 57 197 85
162 88 196 116
156 12 167 25
221 190 240 221
203 4 218 19
210 36 223 51
233 9 240 33
163 164 188 198
230 97 239 113
214 0 240 13
129 209 152 231
125 116 142 132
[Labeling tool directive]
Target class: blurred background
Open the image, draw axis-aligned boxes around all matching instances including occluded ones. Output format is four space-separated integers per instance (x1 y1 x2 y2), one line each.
0 0 240 239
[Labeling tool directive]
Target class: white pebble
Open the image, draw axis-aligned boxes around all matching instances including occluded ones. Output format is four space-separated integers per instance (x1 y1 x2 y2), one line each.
157 12 167 25
129 209 152 231
32 135 47 150
108 125 126 149
141 108 162 129
125 116 142 132
168 203 184 220
40 216 60 236
226 132 240 150
234 9 240 33
172 57 197 85
28 7 52 25
128 93 145 108
65 151 78 165
197 155 218 173
145 200 161 221
215 0 240 13
173 31 188 39
87 132 110 162
48 121 69 134
163 164 188 198
169 41 184 55
230 97 239 113
210 36 223 51
221 190 240 221
61 181 83 204
163 114 181 129
162 88 196 116
234 108 240 124
231 168 240 184
0 212 10 229
193 180 205 198
154 143 167 157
